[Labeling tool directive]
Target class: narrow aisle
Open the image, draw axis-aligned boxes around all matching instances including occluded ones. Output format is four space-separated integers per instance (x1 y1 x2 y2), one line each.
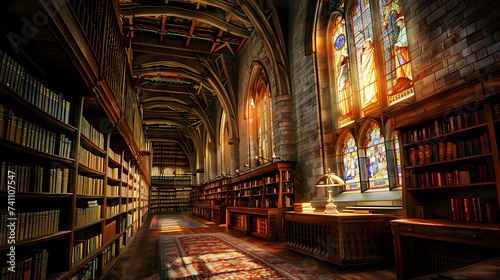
106 213 396 280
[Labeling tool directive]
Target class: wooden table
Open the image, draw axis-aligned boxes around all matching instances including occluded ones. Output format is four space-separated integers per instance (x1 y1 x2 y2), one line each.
284 212 393 265
410 256 500 280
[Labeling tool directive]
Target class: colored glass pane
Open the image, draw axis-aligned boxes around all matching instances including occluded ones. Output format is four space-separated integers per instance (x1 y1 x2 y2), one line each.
342 134 360 191
352 0 378 116
364 124 388 189
332 16 354 127
394 132 402 186
378 0 414 105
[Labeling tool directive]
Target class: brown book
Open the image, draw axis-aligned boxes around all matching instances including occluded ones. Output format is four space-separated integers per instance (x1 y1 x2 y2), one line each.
418 145 424 165
7 111 15 141
0 104 5 138
15 116 23 144
438 142 445 161
446 142 454 160
424 144 431 163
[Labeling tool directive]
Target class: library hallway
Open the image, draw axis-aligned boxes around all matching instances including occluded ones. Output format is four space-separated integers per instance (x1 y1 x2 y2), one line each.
106 213 396 280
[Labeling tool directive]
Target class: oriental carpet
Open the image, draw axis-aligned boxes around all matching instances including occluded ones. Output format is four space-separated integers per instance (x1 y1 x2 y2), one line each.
159 233 334 280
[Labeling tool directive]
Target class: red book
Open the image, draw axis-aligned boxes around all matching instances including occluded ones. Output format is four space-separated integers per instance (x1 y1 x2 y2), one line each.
478 166 484 183
436 173 442 186
419 145 425 165
424 144 431 163
463 198 473 222
482 165 488 182
451 199 457 221
472 198 479 222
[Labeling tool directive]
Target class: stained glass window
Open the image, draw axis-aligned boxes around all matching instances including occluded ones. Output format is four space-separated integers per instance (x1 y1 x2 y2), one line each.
332 16 354 127
394 131 402 186
352 0 378 116
364 123 389 189
257 84 274 165
378 0 414 105
342 134 360 191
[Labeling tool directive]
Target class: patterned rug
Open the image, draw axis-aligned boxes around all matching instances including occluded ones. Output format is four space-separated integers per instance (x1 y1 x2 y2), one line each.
150 214 208 230
159 233 334 280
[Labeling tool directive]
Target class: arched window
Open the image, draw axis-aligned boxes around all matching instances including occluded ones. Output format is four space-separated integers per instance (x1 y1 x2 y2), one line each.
378 0 414 105
332 16 354 127
352 0 378 116
342 133 360 191
364 123 389 189
256 83 274 165
393 131 402 186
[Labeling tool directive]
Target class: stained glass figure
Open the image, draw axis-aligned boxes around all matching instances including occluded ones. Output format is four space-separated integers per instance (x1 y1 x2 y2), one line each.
342 134 360 191
352 0 378 115
364 123 389 189
332 16 354 127
379 0 414 105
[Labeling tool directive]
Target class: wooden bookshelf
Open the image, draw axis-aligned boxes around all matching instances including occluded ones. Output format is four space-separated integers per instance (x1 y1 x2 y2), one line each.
0 69 150 280
150 186 192 213
191 176 231 224
226 161 295 241
390 87 500 279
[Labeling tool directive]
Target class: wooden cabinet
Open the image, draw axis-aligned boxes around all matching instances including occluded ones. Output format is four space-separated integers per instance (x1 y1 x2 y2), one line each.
226 161 295 240
191 176 230 223
390 84 500 279
150 186 192 213
284 212 392 265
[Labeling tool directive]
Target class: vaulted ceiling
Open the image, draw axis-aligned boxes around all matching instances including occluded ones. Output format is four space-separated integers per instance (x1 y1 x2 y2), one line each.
119 0 250 171
119 0 288 173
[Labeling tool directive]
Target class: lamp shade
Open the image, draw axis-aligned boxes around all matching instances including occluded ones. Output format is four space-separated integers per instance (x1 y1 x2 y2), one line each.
315 173 346 187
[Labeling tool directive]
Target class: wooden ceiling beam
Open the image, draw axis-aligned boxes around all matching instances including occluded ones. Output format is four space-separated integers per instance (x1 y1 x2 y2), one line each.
185 20 197 47
160 15 167 43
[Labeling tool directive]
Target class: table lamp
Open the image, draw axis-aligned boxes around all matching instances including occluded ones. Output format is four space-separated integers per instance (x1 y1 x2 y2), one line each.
315 173 346 214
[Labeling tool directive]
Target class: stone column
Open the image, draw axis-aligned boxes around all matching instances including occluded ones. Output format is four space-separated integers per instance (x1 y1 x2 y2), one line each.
229 138 240 175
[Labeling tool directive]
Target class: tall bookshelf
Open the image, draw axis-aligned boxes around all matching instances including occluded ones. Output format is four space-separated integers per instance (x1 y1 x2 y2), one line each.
227 161 295 241
191 176 231 224
0 52 150 279
150 186 192 213
391 86 500 279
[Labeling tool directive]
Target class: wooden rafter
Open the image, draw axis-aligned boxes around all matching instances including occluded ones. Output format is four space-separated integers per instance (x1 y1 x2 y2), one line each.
160 15 167 43
128 17 135 38
185 20 196 47
210 29 224 53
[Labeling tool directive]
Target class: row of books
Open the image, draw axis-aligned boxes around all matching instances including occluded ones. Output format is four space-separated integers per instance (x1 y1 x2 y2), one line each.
107 167 119 180
79 147 105 172
69 258 98 280
0 210 60 246
0 50 71 124
77 175 104 196
407 107 487 143
106 205 120 217
106 185 119 197
0 249 48 280
409 161 495 188
48 168 70 194
81 117 105 150
108 148 121 164
282 170 293 181
408 134 490 166
283 196 294 207
450 197 498 222
75 200 102 227
0 162 36 193
282 183 293 192
1 106 72 158
120 214 132 232
72 234 102 264
102 241 117 268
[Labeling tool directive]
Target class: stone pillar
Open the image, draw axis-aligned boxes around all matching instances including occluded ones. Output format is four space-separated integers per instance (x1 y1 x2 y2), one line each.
229 138 240 176
274 94 295 161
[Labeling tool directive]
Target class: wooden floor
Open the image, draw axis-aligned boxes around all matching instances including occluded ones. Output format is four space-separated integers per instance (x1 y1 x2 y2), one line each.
106 212 397 280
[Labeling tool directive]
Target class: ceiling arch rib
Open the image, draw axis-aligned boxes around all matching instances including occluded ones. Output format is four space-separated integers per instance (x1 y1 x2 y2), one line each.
120 5 251 38
142 100 215 142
